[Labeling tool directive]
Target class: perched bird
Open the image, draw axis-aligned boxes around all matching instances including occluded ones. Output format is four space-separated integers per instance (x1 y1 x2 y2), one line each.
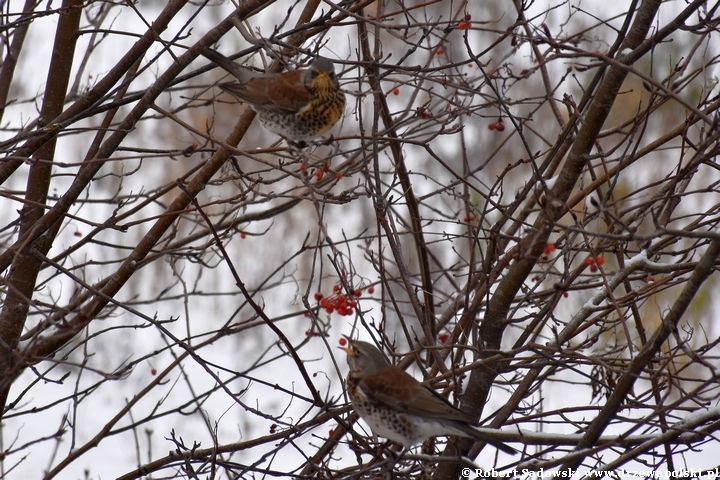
200 48 345 142
341 339 517 455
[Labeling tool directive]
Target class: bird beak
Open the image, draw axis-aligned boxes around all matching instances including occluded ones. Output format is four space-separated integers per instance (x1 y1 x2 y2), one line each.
339 336 355 355
339 346 355 356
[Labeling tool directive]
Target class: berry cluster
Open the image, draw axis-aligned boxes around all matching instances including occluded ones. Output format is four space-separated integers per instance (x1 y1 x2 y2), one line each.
543 243 556 256
584 256 605 272
314 286 361 316
488 117 505 131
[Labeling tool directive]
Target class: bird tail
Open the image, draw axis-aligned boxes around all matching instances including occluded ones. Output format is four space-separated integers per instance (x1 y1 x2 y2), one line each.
199 48 256 83
456 423 518 455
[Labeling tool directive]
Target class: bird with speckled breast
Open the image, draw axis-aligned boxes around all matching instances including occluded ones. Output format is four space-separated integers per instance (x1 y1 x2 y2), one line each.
341 339 517 455
201 48 345 142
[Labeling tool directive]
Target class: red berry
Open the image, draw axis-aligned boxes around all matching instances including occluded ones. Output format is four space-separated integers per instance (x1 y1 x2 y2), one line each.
314 292 323 301
333 285 340 293
590 264 598 272
367 286 375 294
353 289 362 297
299 163 307 171
240 232 246 239
339 337 347 346
543 243 556 255
392 87 400 95
438 333 449 344
315 170 323 179
585 257 595 266
151 368 157 375
563 292 569 297
596 256 605 265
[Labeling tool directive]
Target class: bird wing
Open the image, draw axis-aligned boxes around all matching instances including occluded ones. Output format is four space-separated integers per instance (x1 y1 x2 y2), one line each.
200 48 315 114
359 366 477 423
218 72 314 115
247 72 315 113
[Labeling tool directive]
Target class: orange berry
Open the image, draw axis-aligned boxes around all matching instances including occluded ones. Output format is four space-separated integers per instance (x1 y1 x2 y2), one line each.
315 170 323 179
335 173 343 179
435 48 443 55
585 257 595 266
596 256 605 265
543 243 556 255
488 123 497 130
299 163 307 171
392 87 400 95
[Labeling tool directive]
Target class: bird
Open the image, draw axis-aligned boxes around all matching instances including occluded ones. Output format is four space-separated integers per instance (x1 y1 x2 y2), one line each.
340 339 517 455
200 48 345 142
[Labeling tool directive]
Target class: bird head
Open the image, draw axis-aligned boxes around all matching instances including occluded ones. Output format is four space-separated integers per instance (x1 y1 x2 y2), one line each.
303 57 340 91
340 339 389 377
